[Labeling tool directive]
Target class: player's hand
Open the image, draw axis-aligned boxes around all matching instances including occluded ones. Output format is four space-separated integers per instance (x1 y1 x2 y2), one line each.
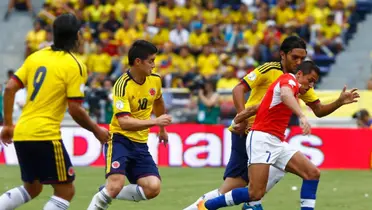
338 85 360 105
155 114 172 127
299 116 311 135
93 126 110 144
158 127 168 146
232 119 247 134
0 125 14 146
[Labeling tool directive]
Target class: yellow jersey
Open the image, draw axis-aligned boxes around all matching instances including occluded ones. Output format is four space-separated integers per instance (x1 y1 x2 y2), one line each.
228 62 319 132
110 71 163 143
13 47 88 141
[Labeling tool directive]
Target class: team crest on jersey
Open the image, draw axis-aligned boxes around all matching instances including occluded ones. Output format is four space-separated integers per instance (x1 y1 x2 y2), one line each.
247 71 256 81
68 167 75 176
112 161 120 169
149 88 156 96
115 100 124 110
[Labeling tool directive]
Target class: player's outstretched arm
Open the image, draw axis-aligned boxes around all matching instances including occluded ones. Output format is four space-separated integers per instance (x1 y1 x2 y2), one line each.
233 104 259 124
153 97 171 145
117 114 172 131
308 85 359 118
68 100 109 143
281 86 311 135
281 86 305 118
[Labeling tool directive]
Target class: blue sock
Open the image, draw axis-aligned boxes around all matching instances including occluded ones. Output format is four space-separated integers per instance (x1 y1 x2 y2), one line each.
205 188 250 210
300 180 319 210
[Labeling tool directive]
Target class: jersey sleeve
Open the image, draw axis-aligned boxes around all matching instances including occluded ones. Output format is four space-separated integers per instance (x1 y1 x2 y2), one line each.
241 68 265 90
299 88 320 105
113 81 131 118
13 61 29 88
279 75 298 93
66 63 88 102
154 75 163 100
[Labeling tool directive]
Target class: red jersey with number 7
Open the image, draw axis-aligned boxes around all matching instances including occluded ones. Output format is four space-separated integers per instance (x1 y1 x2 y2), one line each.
251 73 300 140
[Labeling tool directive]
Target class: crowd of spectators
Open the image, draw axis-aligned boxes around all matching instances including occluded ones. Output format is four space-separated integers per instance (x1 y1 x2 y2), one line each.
19 0 358 123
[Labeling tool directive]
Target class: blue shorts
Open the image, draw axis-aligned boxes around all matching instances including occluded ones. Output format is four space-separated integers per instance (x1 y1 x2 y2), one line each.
223 132 249 183
104 134 161 184
14 140 75 184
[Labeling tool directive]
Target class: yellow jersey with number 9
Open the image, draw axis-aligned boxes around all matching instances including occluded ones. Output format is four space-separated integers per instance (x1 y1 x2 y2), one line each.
228 62 320 133
12 47 88 141
110 71 163 143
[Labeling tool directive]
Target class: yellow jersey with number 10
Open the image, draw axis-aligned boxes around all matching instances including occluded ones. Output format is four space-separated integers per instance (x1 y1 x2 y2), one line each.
12 47 88 141
110 71 163 143
228 61 320 133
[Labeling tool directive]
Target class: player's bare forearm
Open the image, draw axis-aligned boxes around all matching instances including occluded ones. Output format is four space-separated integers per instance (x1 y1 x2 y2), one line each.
153 97 166 117
232 83 249 113
281 87 305 118
308 100 342 118
68 100 100 133
3 79 21 126
153 97 166 131
234 105 259 124
118 116 157 131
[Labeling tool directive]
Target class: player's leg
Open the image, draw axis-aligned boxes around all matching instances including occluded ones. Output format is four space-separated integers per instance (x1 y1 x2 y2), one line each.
116 140 160 201
41 140 75 210
199 131 280 210
0 142 43 209
277 143 321 210
184 133 248 210
88 137 128 210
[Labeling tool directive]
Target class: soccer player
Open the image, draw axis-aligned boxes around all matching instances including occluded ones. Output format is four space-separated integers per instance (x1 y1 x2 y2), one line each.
198 60 349 210
0 14 109 210
185 36 360 210
87 40 172 210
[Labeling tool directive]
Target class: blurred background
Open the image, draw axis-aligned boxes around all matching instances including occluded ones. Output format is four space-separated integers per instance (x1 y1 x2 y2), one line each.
1 1 372 209
1 0 372 128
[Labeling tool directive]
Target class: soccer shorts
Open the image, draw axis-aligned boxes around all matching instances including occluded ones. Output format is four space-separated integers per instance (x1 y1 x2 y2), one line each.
223 132 249 183
104 134 161 184
246 130 298 171
14 140 75 184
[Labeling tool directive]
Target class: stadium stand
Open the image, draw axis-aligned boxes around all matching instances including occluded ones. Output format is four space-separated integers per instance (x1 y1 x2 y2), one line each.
6 0 372 125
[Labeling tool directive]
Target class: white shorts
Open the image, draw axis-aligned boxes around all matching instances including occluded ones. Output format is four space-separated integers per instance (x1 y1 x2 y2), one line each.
246 130 298 171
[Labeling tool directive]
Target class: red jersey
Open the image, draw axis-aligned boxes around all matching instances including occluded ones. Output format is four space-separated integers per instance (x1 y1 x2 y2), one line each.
251 73 300 140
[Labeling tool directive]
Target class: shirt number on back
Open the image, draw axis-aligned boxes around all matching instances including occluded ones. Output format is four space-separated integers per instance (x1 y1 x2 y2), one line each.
30 66 47 101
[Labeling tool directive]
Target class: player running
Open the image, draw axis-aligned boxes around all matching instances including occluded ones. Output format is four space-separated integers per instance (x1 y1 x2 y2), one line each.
0 14 109 210
185 36 360 210
87 40 172 210
197 60 355 210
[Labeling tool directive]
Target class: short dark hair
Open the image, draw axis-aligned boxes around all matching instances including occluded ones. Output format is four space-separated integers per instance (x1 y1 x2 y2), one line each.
296 60 321 76
280 36 307 54
128 40 158 66
52 14 81 51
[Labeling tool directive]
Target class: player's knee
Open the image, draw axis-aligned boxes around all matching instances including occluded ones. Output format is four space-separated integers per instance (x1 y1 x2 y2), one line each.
24 182 43 198
52 183 75 201
106 175 125 197
142 180 161 199
248 187 265 201
303 167 321 180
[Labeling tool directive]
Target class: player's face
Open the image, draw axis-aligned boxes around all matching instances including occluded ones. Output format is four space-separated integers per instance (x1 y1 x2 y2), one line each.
298 70 319 94
282 48 307 73
140 54 156 76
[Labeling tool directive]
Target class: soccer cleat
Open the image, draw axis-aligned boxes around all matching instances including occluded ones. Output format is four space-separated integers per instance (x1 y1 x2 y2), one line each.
242 203 264 210
242 203 254 210
197 200 208 210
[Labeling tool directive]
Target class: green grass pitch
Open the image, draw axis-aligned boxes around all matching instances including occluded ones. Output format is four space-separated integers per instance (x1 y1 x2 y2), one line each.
0 166 371 209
